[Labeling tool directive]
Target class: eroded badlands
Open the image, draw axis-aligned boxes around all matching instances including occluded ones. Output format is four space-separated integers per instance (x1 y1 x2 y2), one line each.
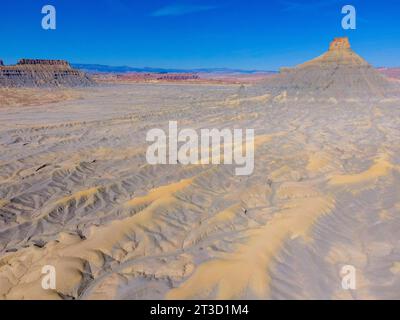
0 83 400 299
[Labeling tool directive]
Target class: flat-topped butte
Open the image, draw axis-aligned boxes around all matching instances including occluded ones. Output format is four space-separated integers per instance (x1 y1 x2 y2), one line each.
0 59 94 87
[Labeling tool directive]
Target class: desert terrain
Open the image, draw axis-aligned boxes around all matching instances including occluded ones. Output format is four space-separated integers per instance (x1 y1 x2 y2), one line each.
0 88 82 108
1 38 400 300
0 81 399 300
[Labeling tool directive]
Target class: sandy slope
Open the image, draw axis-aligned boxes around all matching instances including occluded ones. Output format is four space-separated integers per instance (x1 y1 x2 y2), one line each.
0 88 81 108
0 84 400 299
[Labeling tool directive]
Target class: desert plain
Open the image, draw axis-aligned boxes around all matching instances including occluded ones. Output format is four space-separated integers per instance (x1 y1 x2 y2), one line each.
0 81 399 300
1 38 400 300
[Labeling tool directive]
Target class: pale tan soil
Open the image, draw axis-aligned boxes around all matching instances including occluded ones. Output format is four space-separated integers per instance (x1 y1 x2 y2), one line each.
0 84 400 300
0 88 81 108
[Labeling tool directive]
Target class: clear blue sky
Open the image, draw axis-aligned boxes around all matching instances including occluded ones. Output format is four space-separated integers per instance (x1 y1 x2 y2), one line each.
1 0 399 70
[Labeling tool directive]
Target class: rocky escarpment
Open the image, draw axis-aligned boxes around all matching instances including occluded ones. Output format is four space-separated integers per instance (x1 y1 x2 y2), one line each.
257 37 397 100
0 59 95 87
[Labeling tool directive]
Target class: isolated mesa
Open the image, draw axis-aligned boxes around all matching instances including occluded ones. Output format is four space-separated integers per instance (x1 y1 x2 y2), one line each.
0 59 94 87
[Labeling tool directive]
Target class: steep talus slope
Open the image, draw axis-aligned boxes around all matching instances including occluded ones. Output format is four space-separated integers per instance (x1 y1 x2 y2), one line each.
257 38 397 100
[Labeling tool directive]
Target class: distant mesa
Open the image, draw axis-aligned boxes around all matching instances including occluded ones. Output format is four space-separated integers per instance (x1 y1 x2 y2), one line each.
378 67 400 80
18 59 70 66
259 37 397 100
156 73 199 81
0 59 95 87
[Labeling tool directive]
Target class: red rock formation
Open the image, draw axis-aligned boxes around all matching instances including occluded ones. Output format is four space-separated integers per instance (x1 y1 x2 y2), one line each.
94 72 201 83
378 67 400 80
329 37 351 51
156 73 199 81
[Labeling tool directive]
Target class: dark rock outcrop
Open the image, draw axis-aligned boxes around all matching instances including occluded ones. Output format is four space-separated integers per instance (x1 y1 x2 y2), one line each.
17 59 70 66
0 59 95 87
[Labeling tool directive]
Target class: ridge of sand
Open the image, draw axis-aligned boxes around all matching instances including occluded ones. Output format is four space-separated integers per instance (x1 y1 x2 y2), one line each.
167 191 334 299
329 154 394 185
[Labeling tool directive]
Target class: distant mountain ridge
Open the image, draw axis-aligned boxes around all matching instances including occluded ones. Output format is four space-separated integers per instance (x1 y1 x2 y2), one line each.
72 63 275 74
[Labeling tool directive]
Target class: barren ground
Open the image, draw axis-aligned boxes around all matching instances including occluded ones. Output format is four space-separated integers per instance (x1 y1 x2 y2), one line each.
0 83 400 299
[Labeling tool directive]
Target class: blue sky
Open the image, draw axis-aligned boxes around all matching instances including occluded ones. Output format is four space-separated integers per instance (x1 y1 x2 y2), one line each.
1 0 399 70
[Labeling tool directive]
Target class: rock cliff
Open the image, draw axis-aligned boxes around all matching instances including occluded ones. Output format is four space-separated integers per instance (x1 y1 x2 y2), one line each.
0 59 95 87
259 37 396 99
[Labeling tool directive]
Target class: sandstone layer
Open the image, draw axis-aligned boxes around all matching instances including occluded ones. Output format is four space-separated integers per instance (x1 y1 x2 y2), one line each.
257 38 396 100
0 59 94 88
